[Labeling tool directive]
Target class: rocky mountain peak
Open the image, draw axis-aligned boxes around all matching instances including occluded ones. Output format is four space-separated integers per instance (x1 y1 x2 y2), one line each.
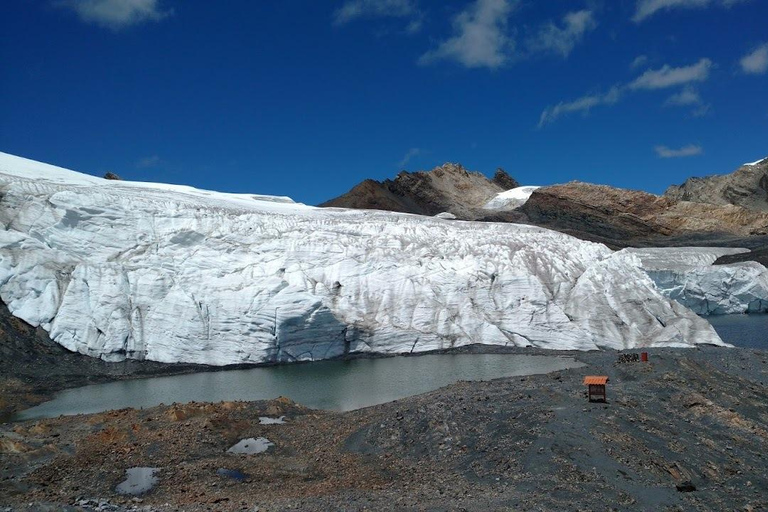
492 168 520 190
321 163 522 219
664 155 768 212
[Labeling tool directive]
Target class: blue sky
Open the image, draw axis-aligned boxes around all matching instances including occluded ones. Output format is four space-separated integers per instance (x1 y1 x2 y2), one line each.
1 0 766 205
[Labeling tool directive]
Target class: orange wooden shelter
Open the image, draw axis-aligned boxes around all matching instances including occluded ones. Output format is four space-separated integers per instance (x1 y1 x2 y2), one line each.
584 376 609 402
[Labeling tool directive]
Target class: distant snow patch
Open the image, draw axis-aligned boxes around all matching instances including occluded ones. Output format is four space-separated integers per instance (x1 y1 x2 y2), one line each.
484 186 540 210
434 212 457 220
744 157 767 166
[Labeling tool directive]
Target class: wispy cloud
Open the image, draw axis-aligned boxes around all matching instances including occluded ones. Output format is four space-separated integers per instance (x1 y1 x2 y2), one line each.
664 86 702 106
526 10 597 58
740 43 768 75
538 87 621 127
632 0 749 23
398 148 424 168
628 58 712 90
54 0 172 29
630 55 649 69
539 58 712 126
664 86 711 116
655 144 703 158
333 0 422 31
136 155 161 168
419 0 515 69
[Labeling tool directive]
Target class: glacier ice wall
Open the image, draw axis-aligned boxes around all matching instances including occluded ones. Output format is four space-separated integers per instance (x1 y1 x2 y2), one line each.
625 248 768 315
0 152 724 365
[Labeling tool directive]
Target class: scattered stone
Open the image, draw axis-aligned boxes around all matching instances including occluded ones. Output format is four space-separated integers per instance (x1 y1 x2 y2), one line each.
616 353 640 364
216 468 248 481
676 481 697 492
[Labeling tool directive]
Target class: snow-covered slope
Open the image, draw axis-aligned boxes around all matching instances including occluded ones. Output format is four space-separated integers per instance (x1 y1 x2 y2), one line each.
625 248 768 315
0 152 724 365
484 186 540 210
744 157 767 166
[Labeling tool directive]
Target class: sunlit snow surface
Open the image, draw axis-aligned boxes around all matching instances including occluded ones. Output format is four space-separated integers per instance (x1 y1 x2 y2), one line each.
743 157 767 166
483 186 540 210
0 152 723 365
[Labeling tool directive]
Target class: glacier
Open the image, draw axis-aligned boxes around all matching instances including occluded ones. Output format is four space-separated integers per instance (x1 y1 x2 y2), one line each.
0 152 724 365
625 247 768 315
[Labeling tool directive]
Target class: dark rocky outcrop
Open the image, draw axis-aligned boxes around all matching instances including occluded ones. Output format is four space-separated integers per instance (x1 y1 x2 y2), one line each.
714 246 768 267
491 168 519 190
664 157 768 211
103 172 122 180
321 163 519 219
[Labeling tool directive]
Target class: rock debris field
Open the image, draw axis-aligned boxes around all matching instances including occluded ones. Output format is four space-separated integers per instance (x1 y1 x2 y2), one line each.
2 345 768 511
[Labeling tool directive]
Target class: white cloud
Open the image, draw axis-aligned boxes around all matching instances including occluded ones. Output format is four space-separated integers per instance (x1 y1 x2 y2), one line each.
539 58 713 126
398 148 424 168
54 0 171 29
655 144 703 158
628 58 712 90
527 10 597 58
664 86 711 116
630 55 649 69
136 155 161 168
632 0 748 23
538 86 622 127
333 0 420 28
691 103 712 117
740 43 768 75
419 0 515 69
664 86 701 106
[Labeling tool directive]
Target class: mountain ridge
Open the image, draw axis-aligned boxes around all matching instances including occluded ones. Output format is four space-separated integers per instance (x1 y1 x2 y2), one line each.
321 158 768 256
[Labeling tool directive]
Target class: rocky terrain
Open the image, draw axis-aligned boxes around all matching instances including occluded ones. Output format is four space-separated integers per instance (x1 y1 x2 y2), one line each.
321 159 768 265
2 345 768 511
320 163 522 220
716 246 768 267
519 181 768 249
665 157 768 212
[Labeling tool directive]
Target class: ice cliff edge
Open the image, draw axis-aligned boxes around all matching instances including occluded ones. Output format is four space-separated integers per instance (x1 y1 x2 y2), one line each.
0 152 724 365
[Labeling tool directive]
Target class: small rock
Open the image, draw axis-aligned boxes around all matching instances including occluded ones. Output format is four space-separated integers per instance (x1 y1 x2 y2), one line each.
676 481 696 492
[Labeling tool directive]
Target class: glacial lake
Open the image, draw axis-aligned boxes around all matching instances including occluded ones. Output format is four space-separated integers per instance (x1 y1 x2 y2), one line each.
707 314 768 349
13 353 584 421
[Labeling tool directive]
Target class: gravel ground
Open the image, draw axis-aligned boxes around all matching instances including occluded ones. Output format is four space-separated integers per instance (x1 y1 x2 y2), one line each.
2 345 768 511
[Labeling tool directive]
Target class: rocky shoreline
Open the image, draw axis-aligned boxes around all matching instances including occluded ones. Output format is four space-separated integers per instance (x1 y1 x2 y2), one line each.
2 345 768 511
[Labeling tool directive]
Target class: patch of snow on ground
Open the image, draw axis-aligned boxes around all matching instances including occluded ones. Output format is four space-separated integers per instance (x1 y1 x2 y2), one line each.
227 438 274 455
259 416 286 424
484 186 540 210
